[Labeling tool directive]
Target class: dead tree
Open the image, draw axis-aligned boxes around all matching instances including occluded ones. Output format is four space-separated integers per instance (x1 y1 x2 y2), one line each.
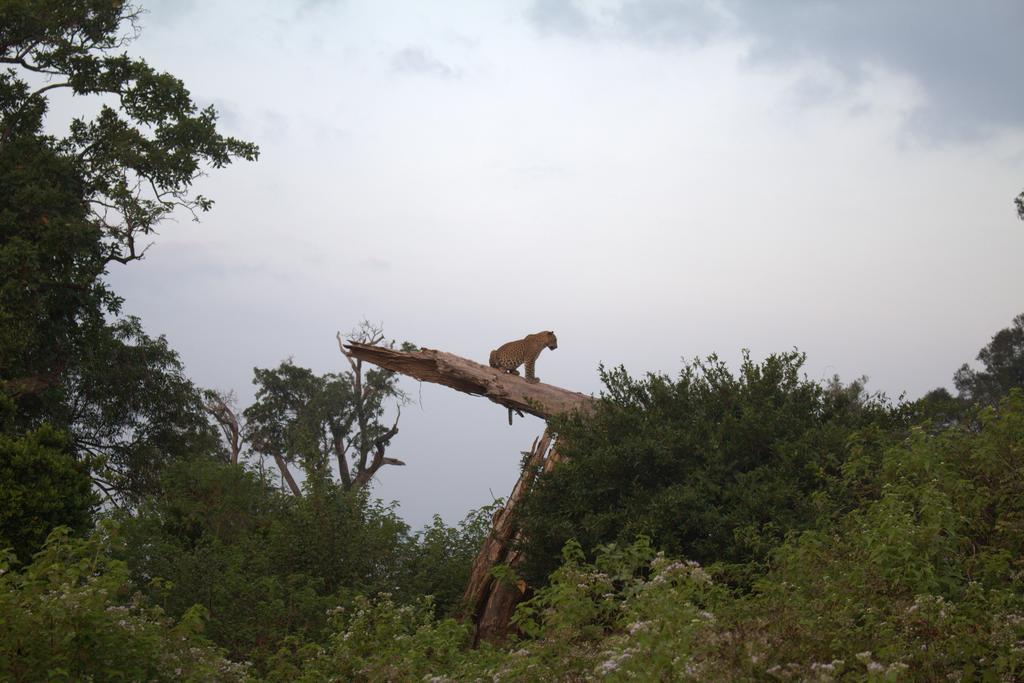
343 341 596 643
203 389 244 465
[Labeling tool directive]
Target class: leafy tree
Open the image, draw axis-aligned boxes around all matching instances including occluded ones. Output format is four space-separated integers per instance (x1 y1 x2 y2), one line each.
910 386 964 427
954 312 1024 406
0 403 97 564
117 459 413 669
1 0 258 266
1016 188 1023 220
58 316 221 505
1 0 256 510
1 0 256 401
245 323 412 494
517 351 902 585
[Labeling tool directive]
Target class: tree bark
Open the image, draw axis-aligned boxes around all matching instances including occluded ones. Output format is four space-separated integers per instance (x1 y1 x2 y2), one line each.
342 342 596 421
203 391 243 465
272 453 302 497
461 431 563 645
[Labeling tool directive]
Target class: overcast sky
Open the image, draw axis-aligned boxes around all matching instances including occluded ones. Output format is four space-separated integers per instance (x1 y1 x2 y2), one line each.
93 0 1024 527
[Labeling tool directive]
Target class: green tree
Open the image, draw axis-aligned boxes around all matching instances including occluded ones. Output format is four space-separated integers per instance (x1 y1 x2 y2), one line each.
1016 188 1023 220
396 505 498 617
954 313 1024 406
518 351 902 585
117 459 413 670
60 316 220 505
245 323 412 494
1 1 256 509
0 396 97 564
1 0 257 402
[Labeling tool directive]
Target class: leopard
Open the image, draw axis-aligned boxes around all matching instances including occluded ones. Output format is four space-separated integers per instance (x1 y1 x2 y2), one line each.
489 331 558 424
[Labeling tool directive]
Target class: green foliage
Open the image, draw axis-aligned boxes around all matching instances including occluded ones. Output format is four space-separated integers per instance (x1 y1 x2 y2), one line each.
0 419 97 564
118 459 411 669
297 396 1024 680
245 360 346 488
396 504 498 616
955 312 1024 407
62 316 221 504
693 391 1024 679
1 0 255 506
0 95 112 402
245 323 411 491
519 351 901 585
507 538 721 681
265 594 470 682
1 0 258 261
0 524 246 682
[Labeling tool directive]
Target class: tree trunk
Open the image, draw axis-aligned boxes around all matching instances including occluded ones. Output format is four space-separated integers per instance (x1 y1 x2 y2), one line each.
272 453 302 497
342 342 595 422
461 430 563 645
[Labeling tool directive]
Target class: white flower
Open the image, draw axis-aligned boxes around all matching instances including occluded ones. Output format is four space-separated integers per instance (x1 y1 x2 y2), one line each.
627 620 651 635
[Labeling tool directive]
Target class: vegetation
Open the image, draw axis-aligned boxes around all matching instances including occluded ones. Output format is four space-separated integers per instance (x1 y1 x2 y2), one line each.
1 0 255 508
243 323 416 496
515 351 903 586
0 524 247 682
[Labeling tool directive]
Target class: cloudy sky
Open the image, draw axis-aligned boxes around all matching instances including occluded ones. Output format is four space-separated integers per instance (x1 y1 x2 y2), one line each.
92 0 1024 526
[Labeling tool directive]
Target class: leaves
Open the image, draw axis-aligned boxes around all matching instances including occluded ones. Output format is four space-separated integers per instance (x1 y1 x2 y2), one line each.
518 351 901 585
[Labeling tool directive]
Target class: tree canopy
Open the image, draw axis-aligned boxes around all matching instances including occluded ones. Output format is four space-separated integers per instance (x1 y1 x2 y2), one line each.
244 324 412 495
955 313 1024 406
1 0 257 513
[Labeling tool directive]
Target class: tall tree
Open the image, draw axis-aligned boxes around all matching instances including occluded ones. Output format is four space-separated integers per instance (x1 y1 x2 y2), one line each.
244 323 411 495
1 0 257 404
954 313 1024 406
1 0 256 512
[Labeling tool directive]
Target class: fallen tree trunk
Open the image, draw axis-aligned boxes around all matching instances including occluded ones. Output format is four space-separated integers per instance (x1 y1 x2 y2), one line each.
341 341 596 421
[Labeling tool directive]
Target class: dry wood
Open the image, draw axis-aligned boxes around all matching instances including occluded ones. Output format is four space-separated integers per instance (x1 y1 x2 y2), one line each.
341 342 596 421
461 431 560 645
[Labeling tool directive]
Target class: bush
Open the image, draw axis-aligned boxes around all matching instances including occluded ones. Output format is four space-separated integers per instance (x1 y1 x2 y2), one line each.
0 421 97 564
0 524 245 682
519 351 901 585
265 594 471 682
688 391 1024 679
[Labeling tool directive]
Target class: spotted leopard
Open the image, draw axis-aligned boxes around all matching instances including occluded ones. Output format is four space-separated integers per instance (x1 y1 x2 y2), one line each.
489 331 558 424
